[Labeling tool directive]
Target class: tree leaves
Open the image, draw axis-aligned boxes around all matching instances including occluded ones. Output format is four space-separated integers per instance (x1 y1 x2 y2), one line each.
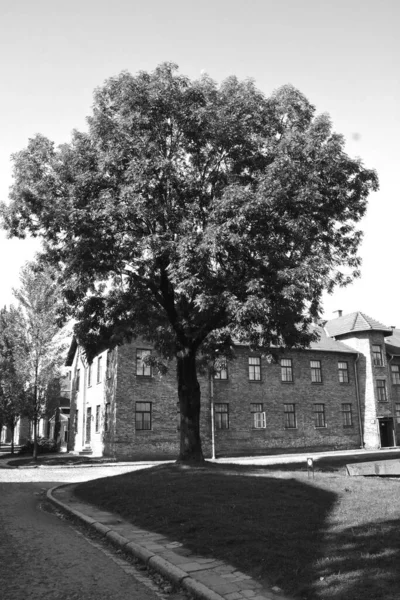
1 63 379 362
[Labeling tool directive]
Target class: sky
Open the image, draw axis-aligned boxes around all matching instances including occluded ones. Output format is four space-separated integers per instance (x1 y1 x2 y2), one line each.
0 0 398 325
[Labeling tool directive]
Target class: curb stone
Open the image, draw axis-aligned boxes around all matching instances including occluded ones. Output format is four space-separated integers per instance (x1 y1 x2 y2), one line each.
47 484 292 600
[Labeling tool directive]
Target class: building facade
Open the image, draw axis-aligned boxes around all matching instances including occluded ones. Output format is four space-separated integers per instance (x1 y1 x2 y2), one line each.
65 312 400 460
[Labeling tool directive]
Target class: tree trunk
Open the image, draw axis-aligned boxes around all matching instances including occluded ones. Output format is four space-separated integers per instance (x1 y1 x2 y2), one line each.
10 423 14 455
33 416 38 461
177 349 204 462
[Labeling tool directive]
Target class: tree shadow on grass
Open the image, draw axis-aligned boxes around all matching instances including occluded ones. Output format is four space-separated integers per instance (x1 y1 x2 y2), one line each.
75 462 400 598
75 463 336 597
311 518 400 600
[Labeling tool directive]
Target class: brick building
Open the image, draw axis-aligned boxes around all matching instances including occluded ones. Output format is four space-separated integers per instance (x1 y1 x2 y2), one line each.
65 311 400 459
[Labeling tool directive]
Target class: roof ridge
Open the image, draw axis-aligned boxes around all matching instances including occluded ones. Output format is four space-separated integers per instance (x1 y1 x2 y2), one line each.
358 312 372 330
351 312 360 330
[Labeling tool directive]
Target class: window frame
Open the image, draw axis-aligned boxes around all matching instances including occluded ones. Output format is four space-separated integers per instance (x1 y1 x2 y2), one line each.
87 363 92 387
281 358 293 383
248 356 261 381
106 350 112 379
341 403 353 427
395 403 400 425
104 403 111 432
338 361 349 384
313 403 326 428
136 349 152 377
95 405 101 433
135 402 152 430
76 368 80 391
214 403 229 429
214 357 228 380
372 345 384 367
284 403 297 429
97 356 102 384
391 364 400 386
376 379 388 402
310 360 322 383
250 403 266 429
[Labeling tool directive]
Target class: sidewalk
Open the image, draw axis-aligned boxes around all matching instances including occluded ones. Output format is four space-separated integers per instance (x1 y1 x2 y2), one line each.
48 484 293 600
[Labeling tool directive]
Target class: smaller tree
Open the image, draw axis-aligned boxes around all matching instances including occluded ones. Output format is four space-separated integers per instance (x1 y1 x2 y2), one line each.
0 307 28 454
12 262 66 459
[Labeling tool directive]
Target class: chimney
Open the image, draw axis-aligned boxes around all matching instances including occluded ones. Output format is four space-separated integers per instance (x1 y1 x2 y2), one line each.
333 310 343 318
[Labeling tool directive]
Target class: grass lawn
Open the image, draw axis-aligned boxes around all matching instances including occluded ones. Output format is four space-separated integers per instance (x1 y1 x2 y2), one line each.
6 455 118 467
74 457 400 600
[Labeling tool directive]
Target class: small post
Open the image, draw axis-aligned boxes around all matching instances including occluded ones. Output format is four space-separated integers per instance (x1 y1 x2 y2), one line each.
307 457 314 478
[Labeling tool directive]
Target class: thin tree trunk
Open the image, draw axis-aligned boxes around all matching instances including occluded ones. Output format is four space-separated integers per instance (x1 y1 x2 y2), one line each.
177 349 204 463
33 415 38 460
10 423 14 455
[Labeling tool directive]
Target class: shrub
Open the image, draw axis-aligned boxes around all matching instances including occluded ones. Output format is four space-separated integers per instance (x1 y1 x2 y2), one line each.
19 437 58 455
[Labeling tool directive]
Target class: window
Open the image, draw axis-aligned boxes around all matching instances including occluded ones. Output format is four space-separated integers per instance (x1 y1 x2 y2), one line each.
104 403 111 432
76 368 80 391
281 358 293 382
338 361 349 383
391 365 400 385
251 403 266 428
88 363 92 387
97 356 102 384
376 379 387 402
135 402 152 430
214 403 229 429
95 405 101 432
372 345 384 366
214 357 228 380
136 349 152 377
106 351 112 379
248 357 261 381
313 403 326 428
395 404 400 425
85 407 92 443
284 404 297 429
74 410 79 433
310 360 322 383
342 403 353 427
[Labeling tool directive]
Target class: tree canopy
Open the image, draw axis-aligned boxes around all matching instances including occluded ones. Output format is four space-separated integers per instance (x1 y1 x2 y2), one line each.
1 63 379 460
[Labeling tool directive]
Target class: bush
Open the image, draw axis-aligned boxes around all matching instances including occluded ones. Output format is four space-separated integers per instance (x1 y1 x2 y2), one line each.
19 437 58 455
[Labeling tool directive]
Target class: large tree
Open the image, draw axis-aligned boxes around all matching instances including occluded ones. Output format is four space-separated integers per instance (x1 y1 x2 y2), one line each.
1 63 378 461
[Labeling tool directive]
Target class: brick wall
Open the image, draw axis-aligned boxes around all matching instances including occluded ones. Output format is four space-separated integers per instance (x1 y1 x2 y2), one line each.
110 342 211 460
212 346 361 457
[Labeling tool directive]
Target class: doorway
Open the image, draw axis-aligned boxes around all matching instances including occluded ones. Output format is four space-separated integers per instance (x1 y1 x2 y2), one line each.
378 418 394 448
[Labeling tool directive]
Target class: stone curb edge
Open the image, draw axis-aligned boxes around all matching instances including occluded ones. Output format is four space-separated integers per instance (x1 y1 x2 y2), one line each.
47 485 225 600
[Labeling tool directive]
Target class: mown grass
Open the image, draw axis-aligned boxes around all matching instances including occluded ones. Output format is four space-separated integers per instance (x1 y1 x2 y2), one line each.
74 458 400 600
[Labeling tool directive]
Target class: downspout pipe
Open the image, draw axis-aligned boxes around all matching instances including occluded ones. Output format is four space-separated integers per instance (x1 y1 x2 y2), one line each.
388 353 398 447
354 353 364 449
209 366 216 460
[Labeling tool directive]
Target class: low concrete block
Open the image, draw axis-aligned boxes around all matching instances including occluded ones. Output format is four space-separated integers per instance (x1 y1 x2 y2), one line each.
182 577 226 600
125 541 155 564
92 522 111 536
106 530 129 547
148 555 188 585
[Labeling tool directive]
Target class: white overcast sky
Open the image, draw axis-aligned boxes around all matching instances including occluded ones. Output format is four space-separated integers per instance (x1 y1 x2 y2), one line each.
0 0 398 325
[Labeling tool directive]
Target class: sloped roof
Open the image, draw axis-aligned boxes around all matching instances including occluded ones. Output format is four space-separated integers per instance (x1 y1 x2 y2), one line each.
385 328 400 355
234 324 356 354
325 312 393 338
308 324 356 354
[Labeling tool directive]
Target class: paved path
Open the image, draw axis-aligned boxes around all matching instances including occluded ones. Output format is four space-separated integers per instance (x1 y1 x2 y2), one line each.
0 481 181 600
50 484 292 600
